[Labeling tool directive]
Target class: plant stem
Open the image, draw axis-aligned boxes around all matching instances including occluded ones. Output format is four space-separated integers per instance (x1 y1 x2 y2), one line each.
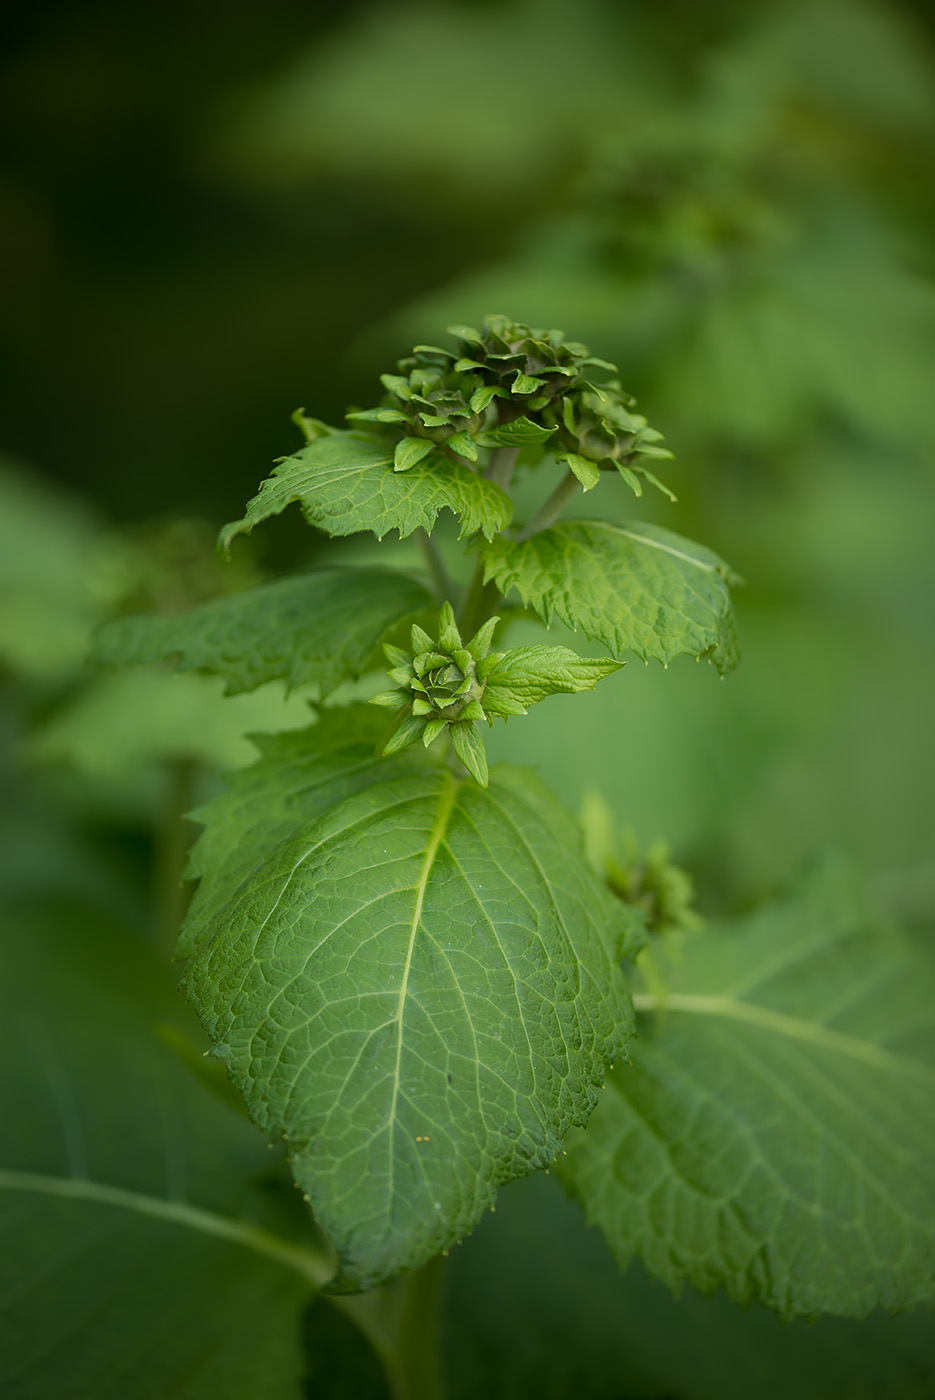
485 446 518 491
516 468 580 541
330 1253 449 1400
457 559 502 641
155 755 196 956
415 528 453 604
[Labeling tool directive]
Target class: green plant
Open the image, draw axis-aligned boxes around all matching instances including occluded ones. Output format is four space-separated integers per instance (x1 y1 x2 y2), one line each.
6 318 933 1399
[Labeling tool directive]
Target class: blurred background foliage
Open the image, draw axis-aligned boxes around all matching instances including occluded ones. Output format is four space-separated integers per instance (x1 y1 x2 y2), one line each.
2 0 934 1394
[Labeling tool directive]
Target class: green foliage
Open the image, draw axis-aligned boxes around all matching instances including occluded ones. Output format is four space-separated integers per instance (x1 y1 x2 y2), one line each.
0 903 329 1398
95 567 432 697
81 313 935 1335
558 865 935 1318
481 519 741 672
5 252 932 1396
371 602 621 785
219 431 512 549
181 707 637 1291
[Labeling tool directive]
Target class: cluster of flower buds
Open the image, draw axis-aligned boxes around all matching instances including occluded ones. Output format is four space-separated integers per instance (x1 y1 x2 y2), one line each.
347 348 484 471
346 314 674 499
370 603 500 786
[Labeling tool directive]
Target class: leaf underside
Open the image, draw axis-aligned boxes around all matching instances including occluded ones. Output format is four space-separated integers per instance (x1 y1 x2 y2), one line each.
557 865 935 1319
94 567 433 696
181 706 636 1292
481 519 740 672
219 431 512 549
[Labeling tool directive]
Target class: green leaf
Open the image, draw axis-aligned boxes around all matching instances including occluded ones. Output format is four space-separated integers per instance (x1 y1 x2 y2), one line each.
483 645 622 715
616 462 644 497
469 386 505 413
475 417 558 448
94 568 432 697
394 435 436 471
480 519 740 672
445 430 479 462
219 431 512 547
29 669 313 778
181 709 635 1291
0 904 331 1398
557 865 935 1319
559 453 602 491
93 568 431 700
450 719 488 786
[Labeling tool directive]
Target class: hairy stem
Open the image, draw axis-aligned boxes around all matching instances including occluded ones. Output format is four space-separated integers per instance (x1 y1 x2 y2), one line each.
485 446 518 491
331 1254 449 1400
517 469 580 541
415 527 453 604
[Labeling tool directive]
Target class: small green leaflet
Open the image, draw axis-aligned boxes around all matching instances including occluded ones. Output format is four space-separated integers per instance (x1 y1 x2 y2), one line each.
558 453 602 491
181 707 636 1292
481 645 622 716
0 906 329 1400
557 865 935 1319
475 417 557 448
219 432 512 548
94 568 432 696
481 519 740 672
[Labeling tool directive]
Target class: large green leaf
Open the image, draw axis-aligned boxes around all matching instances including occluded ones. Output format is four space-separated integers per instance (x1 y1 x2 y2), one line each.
557 866 935 1319
181 707 636 1292
220 432 512 550
481 519 740 672
94 568 433 696
0 903 333 1399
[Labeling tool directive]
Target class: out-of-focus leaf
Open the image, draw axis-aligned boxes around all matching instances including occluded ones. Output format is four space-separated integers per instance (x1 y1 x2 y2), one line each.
95 568 432 696
30 670 314 777
210 0 652 194
444 1171 935 1400
558 865 935 1319
0 460 128 679
0 902 331 1398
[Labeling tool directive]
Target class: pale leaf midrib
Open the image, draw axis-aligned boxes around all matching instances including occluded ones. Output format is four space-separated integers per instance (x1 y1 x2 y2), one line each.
632 992 935 1086
0 1168 334 1289
385 774 458 1219
593 523 719 574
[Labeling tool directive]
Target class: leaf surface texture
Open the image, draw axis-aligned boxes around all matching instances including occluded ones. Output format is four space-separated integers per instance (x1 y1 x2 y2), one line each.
220 432 511 548
95 567 432 696
182 707 635 1290
557 866 935 1318
481 519 740 671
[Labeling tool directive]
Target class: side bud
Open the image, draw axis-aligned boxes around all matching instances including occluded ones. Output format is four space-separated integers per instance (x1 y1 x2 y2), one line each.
369 603 498 786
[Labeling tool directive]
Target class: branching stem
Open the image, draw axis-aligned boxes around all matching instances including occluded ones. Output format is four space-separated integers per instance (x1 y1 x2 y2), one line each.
457 560 502 641
485 446 518 491
517 469 580 541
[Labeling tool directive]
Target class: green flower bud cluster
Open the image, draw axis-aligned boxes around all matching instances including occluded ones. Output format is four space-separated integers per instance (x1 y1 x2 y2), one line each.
369 603 500 787
347 347 484 472
448 315 674 497
346 314 675 500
